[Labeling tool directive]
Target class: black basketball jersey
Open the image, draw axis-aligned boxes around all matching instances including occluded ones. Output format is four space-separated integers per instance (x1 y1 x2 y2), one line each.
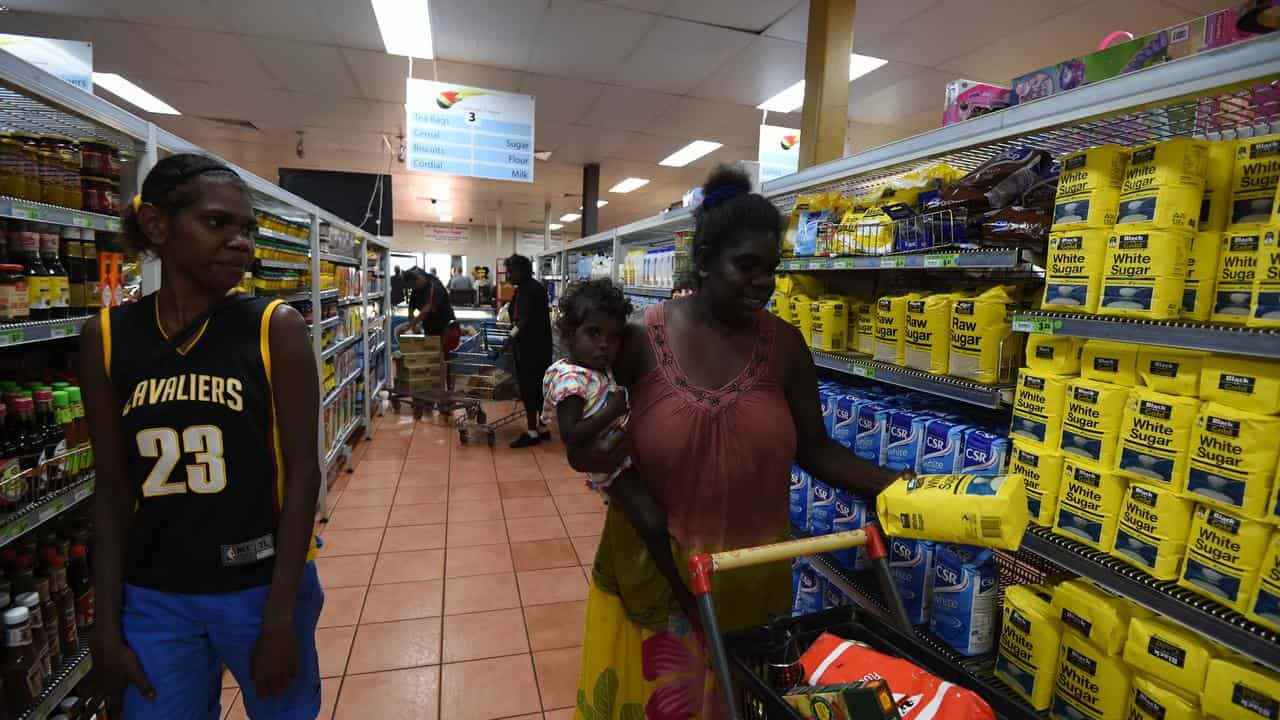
103 293 311 594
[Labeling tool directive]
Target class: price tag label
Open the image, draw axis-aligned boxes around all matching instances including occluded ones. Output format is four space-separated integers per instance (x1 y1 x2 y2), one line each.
924 253 958 268
1012 317 1059 334
847 363 875 379
71 215 90 228
9 206 34 220
0 329 24 347
106 218 122 232
833 258 854 270
880 257 903 268
74 482 94 502
49 323 73 338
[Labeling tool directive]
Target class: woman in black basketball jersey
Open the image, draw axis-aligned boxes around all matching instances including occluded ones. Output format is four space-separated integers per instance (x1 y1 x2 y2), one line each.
79 154 324 719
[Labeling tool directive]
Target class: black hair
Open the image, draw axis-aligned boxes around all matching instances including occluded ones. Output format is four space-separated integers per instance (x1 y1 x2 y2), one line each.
692 165 784 284
556 278 632 341
504 253 533 276
120 153 247 257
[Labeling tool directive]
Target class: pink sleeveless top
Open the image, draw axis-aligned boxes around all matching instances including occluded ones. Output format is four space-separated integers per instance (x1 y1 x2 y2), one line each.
629 303 798 551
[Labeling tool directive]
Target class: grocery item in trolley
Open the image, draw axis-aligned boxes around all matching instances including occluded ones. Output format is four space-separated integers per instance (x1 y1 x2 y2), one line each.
996 583 1062 711
875 474 1029 551
1178 505 1270 612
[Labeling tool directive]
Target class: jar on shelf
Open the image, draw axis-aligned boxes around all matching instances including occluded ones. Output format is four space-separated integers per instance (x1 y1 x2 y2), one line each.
0 264 30 323
81 176 120 215
61 156 82 211
79 140 119 181
38 150 63 207
10 135 42 202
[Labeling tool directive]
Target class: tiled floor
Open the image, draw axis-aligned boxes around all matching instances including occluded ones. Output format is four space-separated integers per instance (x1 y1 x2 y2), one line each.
220 401 599 720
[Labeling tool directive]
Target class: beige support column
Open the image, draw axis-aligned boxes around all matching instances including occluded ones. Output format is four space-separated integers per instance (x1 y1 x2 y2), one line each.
798 0 855 170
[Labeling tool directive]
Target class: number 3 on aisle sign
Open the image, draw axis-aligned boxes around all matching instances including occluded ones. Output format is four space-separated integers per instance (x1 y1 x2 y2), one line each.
466 111 477 123
137 425 228 496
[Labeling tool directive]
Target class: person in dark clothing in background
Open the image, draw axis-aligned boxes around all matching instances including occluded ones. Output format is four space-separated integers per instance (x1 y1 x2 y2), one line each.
390 265 406 307
399 267 459 352
505 254 553 448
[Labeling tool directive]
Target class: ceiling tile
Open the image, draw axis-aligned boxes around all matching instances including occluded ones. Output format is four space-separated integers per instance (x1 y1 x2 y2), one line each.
1 2 119 20
659 0 798 34
647 97 760 147
612 17 753 94
524 0 658 83
599 0 672 13
427 60 526 94
83 19 189 80
597 129 688 163
689 35 805 107
763 2 808 42
431 0 547 71
0 11 96 46
342 48 412 103
209 0 337 44
139 27 281 89
107 0 234 32
316 0 385 52
243 36 358 97
518 73 605 126
578 85 680 132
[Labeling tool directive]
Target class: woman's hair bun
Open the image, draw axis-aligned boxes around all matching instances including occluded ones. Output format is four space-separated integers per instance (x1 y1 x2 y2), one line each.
701 164 752 197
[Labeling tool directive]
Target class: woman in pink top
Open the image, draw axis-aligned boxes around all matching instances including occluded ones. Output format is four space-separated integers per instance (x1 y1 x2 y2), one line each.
570 167 903 719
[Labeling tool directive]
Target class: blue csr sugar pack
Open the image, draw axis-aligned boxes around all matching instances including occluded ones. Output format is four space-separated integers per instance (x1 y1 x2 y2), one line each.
830 394 864 449
959 428 1011 475
854 402 892 465
823 579 848 610
789 465 810 531
792 558 826 616
820 386 842 436
830 489 874 570
916 417 971 475
808 478 837 535
889 537 937 625
930 544 999 656
885 410 936 472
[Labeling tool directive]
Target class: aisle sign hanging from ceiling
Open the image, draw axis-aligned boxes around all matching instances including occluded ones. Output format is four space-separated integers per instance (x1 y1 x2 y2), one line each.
405 78 536 184
758 124 800 183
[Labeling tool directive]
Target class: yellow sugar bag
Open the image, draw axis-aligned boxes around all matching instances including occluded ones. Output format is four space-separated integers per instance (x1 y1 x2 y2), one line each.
1200 354 1280 416
1227 133 1280 229
873 293 918 365
1245 530 1280 633
1121 138 1209 192
1186 402 1280 519
1054 457 1127 552
1053 186 1121 231
1051 578 1153 655
1052 630 1133 720
1082 340 1139 387
842 296 859 350
1136 347 1205 398
1009 440 1064 526
1115 389 1199 489
770 292 795 323
775 273 825 297
854 301 875 354
949 285 1021 384
1116 185 1204 232
1203 657 1280 720
1059 145 1129 193
1179 505 1271 612
1026 334 1083 375
1213 231 1262 324
903 293 954 374
1199 141 1236 232
997 584 1063 710
1130 675 1202 720
1182 231 1223 321
1061 378 1130 467
790 293 813 342
1012 370 1072 449
875 474 1028 551
1044 230 1109 313
1249 228 1280 329
1114 482 1195 580
1098 230 1192 320
1123 616 1221 697
809 299 846 351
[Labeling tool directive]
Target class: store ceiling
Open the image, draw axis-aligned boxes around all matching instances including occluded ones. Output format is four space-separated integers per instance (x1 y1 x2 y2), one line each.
1 0 1225 236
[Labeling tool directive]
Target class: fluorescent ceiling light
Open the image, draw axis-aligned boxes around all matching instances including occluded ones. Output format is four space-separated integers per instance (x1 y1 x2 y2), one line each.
559 213 581 222
756 53 888 113
439 214 452 223
92 73 179 115
549 223 563 230
659 140 723 168
372 0 434 59
609 177 650 194
596 200 608 208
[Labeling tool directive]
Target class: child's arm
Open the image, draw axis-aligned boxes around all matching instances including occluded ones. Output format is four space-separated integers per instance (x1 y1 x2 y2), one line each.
554 391 627 449
605 467 700 625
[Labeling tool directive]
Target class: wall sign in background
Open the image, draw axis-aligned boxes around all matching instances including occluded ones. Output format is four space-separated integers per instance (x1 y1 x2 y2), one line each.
0 34 92 91
758 124 800 183
405 79 536 183
421 223 470 245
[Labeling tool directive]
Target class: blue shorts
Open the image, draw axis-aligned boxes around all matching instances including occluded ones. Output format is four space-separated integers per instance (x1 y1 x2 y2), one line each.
122 562 324 720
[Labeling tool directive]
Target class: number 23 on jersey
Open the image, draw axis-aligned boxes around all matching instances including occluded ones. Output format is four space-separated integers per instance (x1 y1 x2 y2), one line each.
137 425 228 496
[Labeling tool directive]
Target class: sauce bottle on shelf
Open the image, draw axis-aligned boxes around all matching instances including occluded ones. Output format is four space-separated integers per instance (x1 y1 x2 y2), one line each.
42 228 68 320
66 541 91 633
45 558 76 659
2 400 30 511
0 405 16 517
51 392 72 488
3 606 41 715
16 224 47 322
34 579 59 673
61 230 84 318
67 388 89 475
81 232 97 313
33 391 59 496
15 593 49 685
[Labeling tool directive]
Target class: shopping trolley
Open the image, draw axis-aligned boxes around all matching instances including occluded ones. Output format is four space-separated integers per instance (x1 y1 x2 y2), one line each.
688 527 913 720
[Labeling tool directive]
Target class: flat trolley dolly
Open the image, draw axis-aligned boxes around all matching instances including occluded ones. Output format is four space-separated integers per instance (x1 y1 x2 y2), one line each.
688 527 913 720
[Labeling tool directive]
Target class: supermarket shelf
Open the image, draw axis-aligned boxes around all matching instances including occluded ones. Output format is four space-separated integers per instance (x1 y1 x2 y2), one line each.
1020 526 1280 671
0 475 95 549
323 369 360 407
567 206 695 252
17 644 92 720
371 378 387 397
312 316 340 332
778 248 1026 272
371 340 387 356
321 334 359 359
0 196 122 232
337 296 363 306
369 315 387 329
1011 311 1280 359
0 316 88 348
623 285 672 298
270 288 339 304
541 274 563 281
324 416 363 469
365 292 385 301
320 252 360 266
811 349 1013 408
255 227 310 249
257 259 308 271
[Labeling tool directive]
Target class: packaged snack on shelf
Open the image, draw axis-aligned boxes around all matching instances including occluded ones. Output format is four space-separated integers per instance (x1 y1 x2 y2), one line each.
1044 230 1109 313
930 544 999 656
792 193 841 256
1212 230 1263 323
1011 370 1072 448
1201 656 1280 720
1026 334 1083 375
1123 615 1222 697
1081 340 1138 387
1250 229 1280 328
1052 186 1121 232
874 293 919 365
1058 145 1129 194
996 583 1062 711
949 285 1021 384
1178 505 1271 612
876 474 1028 551
942 80 1011 126
1052 628 1134 720
1199 141 1236 232
809 298 847 351
903 293 954 374
1061 378 1130 467
928 147 1054 217
889 536 936 626
1129 674 1202 720
1227 133 1280 229
1199 354 1280 415
1097 230 1192 319
1185 402 1280 519
1182 230 1224 321
916 417 971 475
1009 440 1065 525
1114 482 1195 580
1051 578 1154 655
1115 389 1199 489
1245 529 1280 632
1054 457 1128 552
1135 347 1205 397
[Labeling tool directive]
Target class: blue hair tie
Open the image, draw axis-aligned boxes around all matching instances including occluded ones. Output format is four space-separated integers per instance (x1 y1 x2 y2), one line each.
701 185 747 210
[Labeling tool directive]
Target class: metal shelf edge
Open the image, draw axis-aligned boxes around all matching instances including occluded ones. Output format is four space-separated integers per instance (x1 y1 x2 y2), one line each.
320 252 360 266
0 316 88 349
322 370 361 407
811 349 1012 408
323 417 363 469
321 335 359 359
622 286 672 298
779 248 1024 272
0 476 95 549
0 197 123 232
16 645 92 720
1011 312 1280 358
